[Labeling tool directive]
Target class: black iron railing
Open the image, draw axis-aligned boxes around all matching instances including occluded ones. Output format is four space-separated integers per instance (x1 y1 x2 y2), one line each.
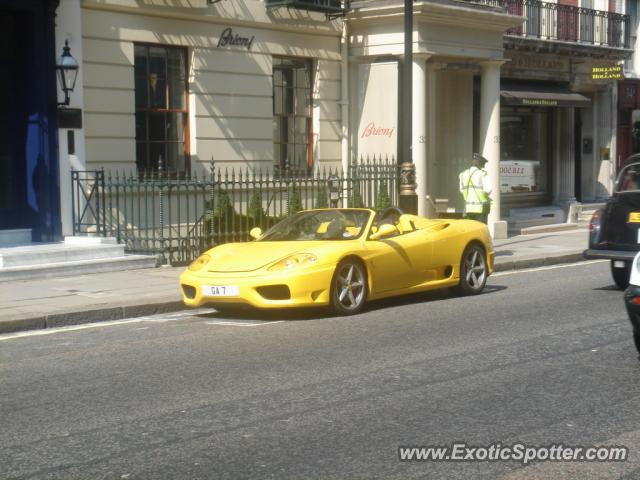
499 0 630 48
71 157 399 265
71 170 105 236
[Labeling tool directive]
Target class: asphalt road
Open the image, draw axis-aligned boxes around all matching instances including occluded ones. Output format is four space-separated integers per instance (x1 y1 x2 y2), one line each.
3 260 640 480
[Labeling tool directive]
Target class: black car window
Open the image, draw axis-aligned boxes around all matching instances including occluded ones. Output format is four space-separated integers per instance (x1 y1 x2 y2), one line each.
616 164 640 193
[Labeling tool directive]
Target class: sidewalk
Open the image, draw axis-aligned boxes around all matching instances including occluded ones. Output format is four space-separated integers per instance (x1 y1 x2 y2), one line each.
0 227 591 334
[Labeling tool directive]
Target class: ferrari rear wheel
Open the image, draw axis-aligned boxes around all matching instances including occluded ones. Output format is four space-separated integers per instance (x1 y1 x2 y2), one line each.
330 259 367 315
455 244 487 295
611 260 631 290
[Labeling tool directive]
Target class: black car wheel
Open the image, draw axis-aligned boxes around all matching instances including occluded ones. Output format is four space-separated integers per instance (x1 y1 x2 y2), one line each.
330 259 368 315
611 260 631 289
454 244 487 295
634 331 640 355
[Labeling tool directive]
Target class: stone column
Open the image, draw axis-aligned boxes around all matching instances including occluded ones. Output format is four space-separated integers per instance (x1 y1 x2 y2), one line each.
556 108 576 205
413 54 430 217
56 0 86 237
480 60 506 239
425 62 438 218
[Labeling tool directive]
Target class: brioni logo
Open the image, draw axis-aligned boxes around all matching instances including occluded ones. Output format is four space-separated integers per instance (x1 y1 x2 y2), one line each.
217 27 255 51
360 122 395 139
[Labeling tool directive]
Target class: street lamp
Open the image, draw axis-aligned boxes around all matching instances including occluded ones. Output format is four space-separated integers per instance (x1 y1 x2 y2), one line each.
57 40 79 107
399 0 417 214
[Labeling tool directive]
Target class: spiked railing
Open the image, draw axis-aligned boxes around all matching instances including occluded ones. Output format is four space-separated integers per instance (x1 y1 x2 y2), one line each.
459 0 630 48
71 156 399 265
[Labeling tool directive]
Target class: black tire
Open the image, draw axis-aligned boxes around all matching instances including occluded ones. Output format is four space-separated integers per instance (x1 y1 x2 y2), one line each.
330 259 368 315
454 244 488 295
611 260 631 290
634 330 640 355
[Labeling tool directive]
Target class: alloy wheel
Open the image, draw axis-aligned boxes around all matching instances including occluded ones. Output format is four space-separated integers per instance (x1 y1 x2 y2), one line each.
332 261 367 314
455 244 487 295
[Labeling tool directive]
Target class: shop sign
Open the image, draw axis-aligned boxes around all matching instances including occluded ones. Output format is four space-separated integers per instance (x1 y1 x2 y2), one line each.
508 55 568 73
217 27 255 51
592 65 623 80
521 98 558 106
500 161 538 193
360 122 394 139
356 61 398 159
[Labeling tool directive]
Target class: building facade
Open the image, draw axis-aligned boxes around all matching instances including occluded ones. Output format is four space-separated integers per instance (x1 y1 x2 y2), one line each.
3 0 633 243
347 0 633 234
54 0 345 236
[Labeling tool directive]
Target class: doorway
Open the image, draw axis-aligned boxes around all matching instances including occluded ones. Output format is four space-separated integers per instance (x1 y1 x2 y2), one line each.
0 11 31 229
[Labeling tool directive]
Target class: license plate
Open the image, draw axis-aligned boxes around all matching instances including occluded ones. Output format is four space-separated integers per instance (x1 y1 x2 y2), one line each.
629 212 640 223
202 285 240 297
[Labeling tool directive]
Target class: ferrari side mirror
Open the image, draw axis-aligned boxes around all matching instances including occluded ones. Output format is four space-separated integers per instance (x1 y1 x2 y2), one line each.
369 223 397 240
249 227 263 240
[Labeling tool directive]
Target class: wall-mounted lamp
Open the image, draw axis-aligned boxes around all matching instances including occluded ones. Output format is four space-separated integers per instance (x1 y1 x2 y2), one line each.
57 40 79 107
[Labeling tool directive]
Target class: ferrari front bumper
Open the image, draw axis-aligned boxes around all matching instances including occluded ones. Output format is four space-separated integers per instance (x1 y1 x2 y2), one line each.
179 264 336 309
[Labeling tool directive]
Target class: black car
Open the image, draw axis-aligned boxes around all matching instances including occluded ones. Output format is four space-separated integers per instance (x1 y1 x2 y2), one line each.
584 155 640 289
624 252 640 354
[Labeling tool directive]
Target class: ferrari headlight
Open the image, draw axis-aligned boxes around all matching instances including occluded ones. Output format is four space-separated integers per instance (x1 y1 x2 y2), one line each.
188 254 210 272
268 253 317 271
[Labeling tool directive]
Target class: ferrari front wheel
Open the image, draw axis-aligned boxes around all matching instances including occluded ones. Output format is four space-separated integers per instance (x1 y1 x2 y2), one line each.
455 244 487 295
330 259 367 315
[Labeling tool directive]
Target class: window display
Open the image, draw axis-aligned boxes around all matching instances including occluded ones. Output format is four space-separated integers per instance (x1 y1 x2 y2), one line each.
500 109 550 194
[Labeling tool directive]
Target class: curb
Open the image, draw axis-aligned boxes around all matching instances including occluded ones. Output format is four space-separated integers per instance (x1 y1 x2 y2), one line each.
1 253 591 335
0 301 185 335
493 252 587 273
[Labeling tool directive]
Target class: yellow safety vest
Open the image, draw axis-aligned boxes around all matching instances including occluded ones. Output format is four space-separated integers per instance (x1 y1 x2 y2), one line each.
460 167 489 214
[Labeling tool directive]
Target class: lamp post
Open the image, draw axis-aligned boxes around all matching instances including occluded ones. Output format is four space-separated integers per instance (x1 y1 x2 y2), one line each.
399 0 418 214
56 40 79 107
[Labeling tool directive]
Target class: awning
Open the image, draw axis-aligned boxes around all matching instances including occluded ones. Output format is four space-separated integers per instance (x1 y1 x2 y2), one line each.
501 82 591 108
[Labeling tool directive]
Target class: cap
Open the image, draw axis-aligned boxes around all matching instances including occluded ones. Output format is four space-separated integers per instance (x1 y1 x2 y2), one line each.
472 153 488 164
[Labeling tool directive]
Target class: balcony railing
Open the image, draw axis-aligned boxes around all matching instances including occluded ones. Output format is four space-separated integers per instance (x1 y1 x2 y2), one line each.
265 0 350 13
498 0 630 49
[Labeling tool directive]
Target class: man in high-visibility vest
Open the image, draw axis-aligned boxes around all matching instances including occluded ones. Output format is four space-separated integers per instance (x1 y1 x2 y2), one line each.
459 153 492 224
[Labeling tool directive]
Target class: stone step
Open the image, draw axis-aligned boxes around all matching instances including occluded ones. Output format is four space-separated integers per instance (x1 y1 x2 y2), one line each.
0 229 32 246
0 243 125 268
0 255 158 282
505 206 565 235
506 216 564 234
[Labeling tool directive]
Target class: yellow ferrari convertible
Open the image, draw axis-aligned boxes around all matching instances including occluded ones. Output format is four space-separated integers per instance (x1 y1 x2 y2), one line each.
180 207 494 315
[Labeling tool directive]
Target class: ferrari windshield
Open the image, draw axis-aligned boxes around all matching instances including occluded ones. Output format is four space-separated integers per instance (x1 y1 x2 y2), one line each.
259 210 372 241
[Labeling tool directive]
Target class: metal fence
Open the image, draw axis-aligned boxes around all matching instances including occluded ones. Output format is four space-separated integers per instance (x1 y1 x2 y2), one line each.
500 0 630 48
71 157 399 265
459 0 630 48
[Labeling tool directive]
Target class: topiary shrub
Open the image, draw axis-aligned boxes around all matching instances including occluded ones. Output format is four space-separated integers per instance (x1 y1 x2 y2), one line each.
247 191 266 226
375 182 392 213
287 186 303 215
315 186 328 209
348 190 364 208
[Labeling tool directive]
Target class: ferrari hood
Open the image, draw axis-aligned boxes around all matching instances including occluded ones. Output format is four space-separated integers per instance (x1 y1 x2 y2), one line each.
205 241 310 273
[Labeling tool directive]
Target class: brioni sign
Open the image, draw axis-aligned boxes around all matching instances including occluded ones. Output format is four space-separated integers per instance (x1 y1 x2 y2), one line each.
217 27 255 51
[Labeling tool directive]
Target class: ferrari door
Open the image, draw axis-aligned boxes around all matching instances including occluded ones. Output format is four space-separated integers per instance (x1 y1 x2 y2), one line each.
366 229 433 293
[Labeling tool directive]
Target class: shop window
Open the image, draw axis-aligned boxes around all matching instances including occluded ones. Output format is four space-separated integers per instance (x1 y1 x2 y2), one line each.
134 44 189 176
500 109 550 194
273 57 313 176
